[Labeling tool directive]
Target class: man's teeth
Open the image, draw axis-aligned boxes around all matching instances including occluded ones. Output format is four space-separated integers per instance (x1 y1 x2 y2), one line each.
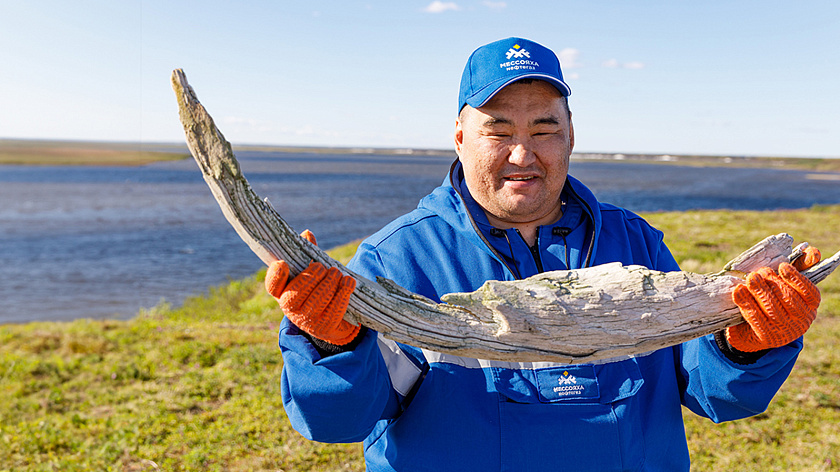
507 176 534 181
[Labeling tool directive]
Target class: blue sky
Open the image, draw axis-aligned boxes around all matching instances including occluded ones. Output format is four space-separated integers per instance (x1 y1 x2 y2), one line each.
1 1 838 157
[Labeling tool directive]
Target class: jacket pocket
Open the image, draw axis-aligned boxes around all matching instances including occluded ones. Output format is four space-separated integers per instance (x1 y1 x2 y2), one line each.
493 358 646 471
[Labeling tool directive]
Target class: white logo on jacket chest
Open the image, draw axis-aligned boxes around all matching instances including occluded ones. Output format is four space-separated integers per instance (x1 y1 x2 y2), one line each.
552 370 584 395
557 371 577 385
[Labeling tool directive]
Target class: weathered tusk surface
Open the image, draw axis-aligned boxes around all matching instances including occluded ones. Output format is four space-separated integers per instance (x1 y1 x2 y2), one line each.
171 69 840 364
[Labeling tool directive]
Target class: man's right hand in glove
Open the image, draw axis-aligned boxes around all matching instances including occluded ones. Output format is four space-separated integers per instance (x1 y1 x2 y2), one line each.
265 230 360 346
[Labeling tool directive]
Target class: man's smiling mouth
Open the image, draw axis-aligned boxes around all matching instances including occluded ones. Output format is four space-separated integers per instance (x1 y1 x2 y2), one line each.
505 176 537 181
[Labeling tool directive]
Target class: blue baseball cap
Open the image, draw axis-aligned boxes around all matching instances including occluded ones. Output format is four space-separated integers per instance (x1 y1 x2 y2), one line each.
458 37 571 114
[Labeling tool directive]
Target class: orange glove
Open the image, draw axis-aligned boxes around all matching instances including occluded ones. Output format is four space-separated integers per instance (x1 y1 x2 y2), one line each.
265 230 360 345
726 246 821 352
792 245 821 272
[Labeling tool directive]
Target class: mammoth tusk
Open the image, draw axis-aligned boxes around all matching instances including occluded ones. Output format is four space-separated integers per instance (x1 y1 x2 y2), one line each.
171 69 840 364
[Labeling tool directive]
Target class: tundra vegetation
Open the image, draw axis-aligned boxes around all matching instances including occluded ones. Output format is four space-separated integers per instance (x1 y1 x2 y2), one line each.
1 206 838 471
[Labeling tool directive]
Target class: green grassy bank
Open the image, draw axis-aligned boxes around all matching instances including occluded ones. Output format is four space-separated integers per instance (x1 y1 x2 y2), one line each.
1 207 839 471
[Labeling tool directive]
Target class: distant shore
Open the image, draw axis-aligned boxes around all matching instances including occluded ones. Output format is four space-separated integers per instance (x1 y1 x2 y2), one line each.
2 139 839 173
572 152 840 174
0 139 188 166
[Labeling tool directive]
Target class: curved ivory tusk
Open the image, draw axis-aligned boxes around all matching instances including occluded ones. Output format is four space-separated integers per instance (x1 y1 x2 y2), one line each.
171 69 840 364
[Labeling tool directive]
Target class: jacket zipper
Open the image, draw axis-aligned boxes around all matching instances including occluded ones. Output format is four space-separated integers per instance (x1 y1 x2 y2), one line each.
448 161 521 279
529 242 544 273
515 228 545 273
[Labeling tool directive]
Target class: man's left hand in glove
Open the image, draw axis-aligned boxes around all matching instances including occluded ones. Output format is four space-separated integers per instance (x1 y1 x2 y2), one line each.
726 246 822 352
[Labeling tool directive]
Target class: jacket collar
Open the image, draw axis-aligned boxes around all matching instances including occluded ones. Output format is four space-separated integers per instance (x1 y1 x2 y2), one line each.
417 159 603 270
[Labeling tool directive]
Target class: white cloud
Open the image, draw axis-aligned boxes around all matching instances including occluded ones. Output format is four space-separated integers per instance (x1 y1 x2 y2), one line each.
602 58 645 69
483 1 507 9
557 48 581 68
423 1 460 13
223 116 273 133
602 58 620 69
223 116 258 126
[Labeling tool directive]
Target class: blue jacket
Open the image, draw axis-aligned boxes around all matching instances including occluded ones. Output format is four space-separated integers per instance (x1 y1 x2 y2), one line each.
279 162 802 471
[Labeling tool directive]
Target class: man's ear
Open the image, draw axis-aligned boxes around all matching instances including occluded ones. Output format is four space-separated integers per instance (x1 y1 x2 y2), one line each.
454 118 464 157
569 118 575 153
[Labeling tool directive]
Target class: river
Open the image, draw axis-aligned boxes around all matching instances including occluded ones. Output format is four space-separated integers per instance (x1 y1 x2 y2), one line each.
1 151 838 323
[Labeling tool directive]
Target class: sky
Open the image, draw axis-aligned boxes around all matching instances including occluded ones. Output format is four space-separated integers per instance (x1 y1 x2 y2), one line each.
1 1 838 158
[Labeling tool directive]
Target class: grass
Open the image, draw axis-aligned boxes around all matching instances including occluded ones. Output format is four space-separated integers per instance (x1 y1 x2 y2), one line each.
1 207 839 471
0 140 188 166
646 206 840 471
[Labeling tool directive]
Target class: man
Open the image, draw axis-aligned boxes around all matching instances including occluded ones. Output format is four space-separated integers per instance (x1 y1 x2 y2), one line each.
266 37 822 471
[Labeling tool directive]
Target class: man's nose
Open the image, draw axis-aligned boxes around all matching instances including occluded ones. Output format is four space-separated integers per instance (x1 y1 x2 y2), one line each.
508 140 536 167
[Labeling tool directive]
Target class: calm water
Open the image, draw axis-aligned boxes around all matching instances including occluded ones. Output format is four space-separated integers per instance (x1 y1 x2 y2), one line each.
2 152 839 323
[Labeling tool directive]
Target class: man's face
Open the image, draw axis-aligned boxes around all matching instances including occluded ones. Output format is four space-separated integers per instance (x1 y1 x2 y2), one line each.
455 80 575 229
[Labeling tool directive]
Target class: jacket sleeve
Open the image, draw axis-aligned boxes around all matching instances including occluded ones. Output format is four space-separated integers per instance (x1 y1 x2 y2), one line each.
649 228 802 423
278 241 405 443
658 234 802 423
279 319 402 442
676 334 801 423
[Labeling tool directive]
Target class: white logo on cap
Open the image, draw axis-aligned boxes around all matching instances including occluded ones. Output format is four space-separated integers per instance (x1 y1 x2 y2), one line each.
505 44 530 59
499 44 539 71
